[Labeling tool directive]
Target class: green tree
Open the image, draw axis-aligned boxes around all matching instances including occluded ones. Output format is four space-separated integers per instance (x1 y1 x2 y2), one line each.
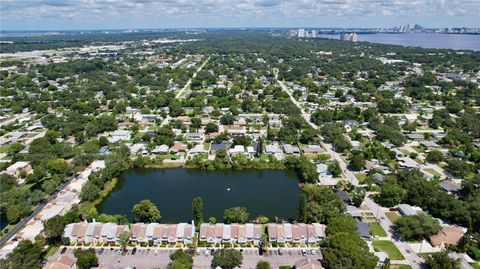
322 232 378 269
132 199 161 223
256 261 272 269
298 193 308 222
348 153 365 171
74 249 98 269
326 215 358 235
328 160 342 177
223 207 249 224
167 249 193 269
394 214 441 241
425 252 460 269
192 196 204 226
376 183 406 207
0 240 43 269
205 123 219 134
211 249 243 269
302 184 346 223
350 187 366 207
80 182 100 202
43 215 67 243
119 231 130 249
426 150 444 163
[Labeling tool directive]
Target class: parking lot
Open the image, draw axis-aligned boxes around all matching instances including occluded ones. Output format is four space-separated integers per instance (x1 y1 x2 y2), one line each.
52 247 323 269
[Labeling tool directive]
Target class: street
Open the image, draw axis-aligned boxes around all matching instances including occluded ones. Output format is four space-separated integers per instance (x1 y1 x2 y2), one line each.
0 175 76 246
276 78 423 269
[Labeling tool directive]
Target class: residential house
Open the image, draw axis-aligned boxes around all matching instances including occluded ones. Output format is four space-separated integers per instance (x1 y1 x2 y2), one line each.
357 221 371 240
151 145 169 155
131 223 148 244
295 257 324 269
283 144 301 155
430 226 466 250
397 204 422 216
229 145 245 157
302 145 323 155
109 130 131 143
210 142 231 155
43 256 76 269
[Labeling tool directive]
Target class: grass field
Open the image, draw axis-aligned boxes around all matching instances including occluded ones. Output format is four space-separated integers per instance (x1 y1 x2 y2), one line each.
369 222 388 237
372 240 405 260
385 212 401 223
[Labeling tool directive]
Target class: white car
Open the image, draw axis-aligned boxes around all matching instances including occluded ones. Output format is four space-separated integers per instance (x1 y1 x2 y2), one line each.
154 250 159 256
311 249 316 255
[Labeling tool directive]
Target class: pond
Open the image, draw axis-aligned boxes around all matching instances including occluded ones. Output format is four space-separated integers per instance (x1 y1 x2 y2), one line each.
98 168 300 223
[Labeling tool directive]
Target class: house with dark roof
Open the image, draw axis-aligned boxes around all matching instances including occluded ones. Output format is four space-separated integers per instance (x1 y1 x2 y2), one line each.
356 221 370 240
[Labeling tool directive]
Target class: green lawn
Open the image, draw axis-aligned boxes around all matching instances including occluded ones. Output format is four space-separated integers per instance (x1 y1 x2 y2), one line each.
372 240 405 260
470 262 480 269
423 168 441 177
45 245 60 258
369 223 387 237
390 265 412 269
385 212 400 223
355 173 367 183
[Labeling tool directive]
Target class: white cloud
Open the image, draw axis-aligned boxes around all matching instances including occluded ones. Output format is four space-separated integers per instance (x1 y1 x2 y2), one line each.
1 0 478 30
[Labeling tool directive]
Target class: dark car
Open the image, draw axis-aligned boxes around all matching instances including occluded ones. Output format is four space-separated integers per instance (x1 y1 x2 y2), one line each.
60 247 67 254
132 248 137 255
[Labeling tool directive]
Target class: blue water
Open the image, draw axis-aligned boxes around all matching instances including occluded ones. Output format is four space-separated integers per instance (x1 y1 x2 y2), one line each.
320 33 480 51
98 168 300 223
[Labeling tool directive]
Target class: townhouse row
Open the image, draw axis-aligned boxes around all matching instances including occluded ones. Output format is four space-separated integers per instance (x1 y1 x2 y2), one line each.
199 223 263 245
199 223 326 245
63 222 327 246
63 222 195 245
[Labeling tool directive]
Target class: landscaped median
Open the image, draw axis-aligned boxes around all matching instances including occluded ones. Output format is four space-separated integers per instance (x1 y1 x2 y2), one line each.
372 240 405 260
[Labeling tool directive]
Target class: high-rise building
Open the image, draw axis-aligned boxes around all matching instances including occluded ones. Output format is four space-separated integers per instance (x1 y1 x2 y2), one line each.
340 32 357 42
298 29 305 38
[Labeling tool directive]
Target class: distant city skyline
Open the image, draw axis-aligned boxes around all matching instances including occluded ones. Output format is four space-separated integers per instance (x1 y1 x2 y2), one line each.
1 0 479 31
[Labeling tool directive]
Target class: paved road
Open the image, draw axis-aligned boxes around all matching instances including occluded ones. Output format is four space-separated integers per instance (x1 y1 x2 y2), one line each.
276 79 358 186
0 175 76 246
159 57 210 128
277 79 422 268
365 198 424 269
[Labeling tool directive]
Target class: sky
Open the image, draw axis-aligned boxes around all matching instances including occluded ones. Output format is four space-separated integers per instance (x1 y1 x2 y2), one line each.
1 0 479 31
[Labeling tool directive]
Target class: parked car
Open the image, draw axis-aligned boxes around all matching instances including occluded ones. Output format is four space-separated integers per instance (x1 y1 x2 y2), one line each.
278 248 283 256
302 249 307 256
117 247 124 255
60 247 67 254
131 248 137 255
97 248 104 255
311 249 316 255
